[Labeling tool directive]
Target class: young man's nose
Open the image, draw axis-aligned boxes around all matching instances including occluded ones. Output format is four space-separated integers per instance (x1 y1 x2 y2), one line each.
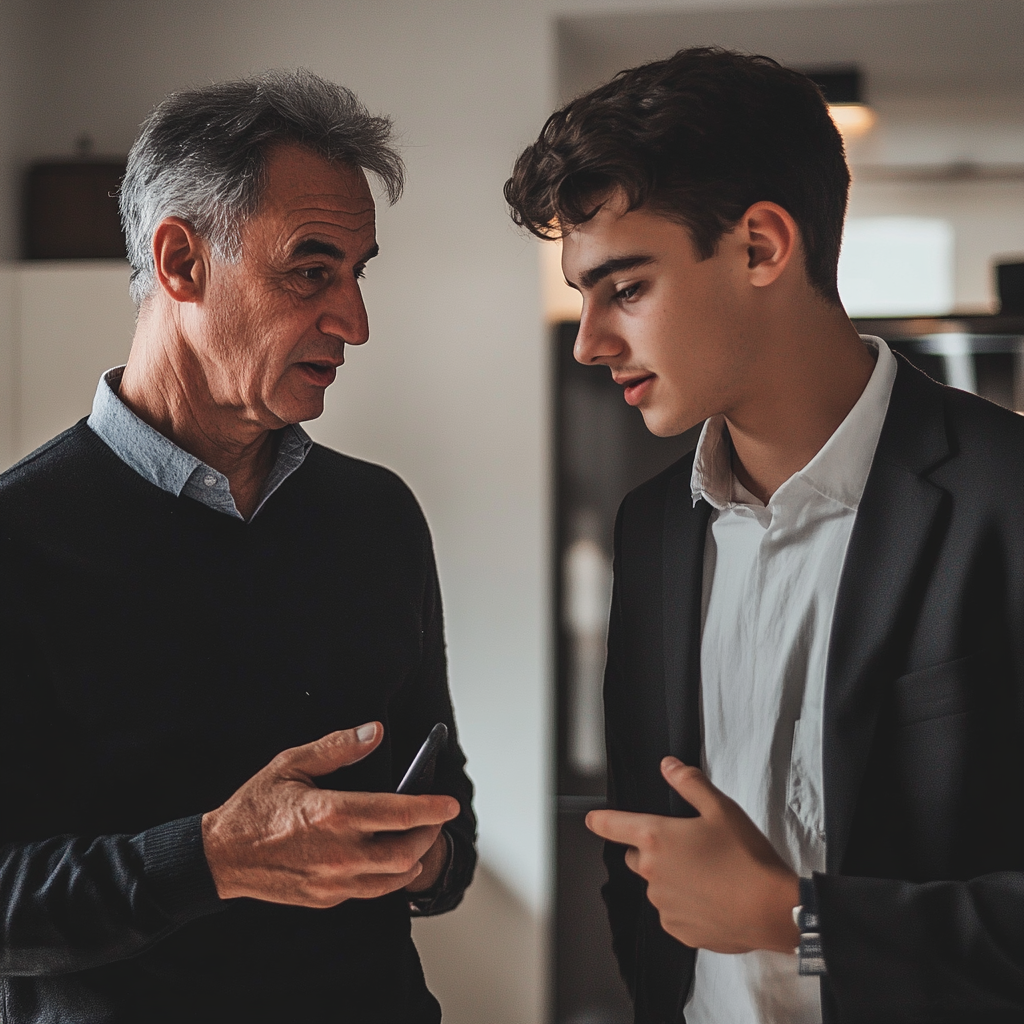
573 306 623 366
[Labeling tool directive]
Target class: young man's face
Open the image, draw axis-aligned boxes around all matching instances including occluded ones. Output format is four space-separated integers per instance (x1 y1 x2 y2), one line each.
561 190 761 437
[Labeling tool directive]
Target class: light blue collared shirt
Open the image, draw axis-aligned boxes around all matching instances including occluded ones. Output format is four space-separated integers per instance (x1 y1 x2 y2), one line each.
87 366 313 520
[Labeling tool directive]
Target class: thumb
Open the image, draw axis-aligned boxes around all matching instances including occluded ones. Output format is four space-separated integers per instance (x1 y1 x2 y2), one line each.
660 756 718 815
276 722 383 779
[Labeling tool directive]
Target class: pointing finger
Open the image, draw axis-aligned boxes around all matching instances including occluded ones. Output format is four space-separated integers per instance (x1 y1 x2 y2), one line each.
586 808 659 847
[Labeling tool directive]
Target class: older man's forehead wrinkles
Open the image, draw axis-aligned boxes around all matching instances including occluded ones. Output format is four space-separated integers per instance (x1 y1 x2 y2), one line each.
288 198 376 216
282 214 375 248
283 210 376 234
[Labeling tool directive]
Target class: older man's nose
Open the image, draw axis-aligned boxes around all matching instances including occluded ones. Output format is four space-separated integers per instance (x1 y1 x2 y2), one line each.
319 282 370 346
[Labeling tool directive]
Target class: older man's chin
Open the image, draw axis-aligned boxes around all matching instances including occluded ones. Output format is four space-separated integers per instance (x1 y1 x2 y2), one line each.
272 375 337 424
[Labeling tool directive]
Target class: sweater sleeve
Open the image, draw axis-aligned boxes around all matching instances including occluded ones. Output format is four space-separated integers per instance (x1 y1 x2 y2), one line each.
0 539 225 977
394 512 477 917
0 816 224 977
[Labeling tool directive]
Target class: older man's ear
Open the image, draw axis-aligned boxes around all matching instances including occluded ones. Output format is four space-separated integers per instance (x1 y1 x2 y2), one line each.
151 216 209 304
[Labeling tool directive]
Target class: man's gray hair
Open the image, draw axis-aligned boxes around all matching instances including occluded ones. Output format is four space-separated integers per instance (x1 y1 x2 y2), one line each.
120 69 404 306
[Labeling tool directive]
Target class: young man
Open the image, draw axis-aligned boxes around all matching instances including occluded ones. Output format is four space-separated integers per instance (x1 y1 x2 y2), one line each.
506 48 1023 1023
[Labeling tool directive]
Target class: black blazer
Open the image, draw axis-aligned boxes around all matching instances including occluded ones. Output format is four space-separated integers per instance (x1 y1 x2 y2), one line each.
602 356 1024 1024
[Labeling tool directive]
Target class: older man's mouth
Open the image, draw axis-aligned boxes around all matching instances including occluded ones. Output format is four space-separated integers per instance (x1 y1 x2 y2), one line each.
297 361 339 387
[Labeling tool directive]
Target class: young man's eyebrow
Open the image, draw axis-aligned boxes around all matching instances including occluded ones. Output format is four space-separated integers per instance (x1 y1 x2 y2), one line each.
576 254 654 291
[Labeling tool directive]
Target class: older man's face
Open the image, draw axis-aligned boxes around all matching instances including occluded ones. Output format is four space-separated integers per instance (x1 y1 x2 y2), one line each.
196 144 378 428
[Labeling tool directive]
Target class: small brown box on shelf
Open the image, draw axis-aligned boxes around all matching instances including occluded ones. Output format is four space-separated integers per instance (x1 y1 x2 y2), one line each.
23 161 128 260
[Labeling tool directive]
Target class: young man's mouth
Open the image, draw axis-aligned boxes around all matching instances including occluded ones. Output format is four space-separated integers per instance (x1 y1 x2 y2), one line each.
616 373 656 406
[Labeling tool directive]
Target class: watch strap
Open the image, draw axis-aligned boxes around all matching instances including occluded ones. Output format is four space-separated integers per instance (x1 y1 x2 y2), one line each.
794 875 826 976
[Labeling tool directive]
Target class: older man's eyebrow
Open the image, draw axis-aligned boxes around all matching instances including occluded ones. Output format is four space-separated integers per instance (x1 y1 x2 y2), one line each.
291 239 346 261
575 254 655 291
288 240 380 264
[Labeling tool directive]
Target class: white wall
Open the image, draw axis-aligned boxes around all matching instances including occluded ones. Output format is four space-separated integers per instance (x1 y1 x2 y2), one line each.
0 0 38 466
0 0 36 261
12 263 135 454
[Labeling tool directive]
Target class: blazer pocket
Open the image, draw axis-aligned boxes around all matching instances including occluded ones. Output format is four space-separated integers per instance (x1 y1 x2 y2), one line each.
891 654 977 726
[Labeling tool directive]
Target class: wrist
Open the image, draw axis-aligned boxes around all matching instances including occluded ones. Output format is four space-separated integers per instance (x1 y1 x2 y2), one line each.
200 808 237 900
762 869 801 953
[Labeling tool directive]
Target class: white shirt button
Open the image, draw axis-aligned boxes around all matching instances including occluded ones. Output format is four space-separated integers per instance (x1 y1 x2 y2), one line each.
203 474 217 487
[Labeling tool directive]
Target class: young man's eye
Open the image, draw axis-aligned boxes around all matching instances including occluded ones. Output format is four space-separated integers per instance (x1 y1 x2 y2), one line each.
614 283 641 302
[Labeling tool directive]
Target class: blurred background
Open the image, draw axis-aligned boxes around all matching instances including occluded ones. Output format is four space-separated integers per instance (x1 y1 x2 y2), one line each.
0 2 1021 1022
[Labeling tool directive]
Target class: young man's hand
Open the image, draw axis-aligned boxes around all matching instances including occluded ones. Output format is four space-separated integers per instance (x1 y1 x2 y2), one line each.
586 757 800 954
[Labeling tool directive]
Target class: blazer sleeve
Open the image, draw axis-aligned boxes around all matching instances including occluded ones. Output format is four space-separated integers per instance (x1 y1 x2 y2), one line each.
813 871 1024 1019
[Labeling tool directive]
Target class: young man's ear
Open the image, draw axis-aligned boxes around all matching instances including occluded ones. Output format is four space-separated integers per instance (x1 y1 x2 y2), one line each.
739 201 800 289
151 217 209 303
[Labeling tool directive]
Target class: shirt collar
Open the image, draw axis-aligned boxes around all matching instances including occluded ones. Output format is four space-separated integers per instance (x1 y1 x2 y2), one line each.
87 365 313 518
691 336 897 513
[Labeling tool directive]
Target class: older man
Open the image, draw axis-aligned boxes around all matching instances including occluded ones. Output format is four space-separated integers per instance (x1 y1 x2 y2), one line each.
0 71 476 1023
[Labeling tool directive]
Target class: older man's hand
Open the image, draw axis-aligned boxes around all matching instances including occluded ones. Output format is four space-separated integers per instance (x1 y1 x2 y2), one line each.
586 757 800 954
201 723 459 908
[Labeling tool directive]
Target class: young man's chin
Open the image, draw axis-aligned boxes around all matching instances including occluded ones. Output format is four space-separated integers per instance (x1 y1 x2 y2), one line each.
640 406 700 439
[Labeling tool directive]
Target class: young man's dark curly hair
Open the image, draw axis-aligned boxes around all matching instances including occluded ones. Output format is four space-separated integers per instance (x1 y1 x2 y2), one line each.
504 46 849 302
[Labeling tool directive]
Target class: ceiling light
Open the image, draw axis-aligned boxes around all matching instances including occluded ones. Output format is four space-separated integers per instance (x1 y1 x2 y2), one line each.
828 103 877 137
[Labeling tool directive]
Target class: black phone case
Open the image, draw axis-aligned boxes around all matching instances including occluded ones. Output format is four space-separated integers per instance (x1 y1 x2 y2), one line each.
396 722 447 794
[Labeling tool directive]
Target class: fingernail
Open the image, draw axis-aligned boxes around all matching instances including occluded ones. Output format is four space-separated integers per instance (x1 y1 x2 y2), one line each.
356 723 376 742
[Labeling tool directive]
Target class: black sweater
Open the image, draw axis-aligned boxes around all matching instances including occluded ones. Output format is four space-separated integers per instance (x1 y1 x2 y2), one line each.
0 422 477 1023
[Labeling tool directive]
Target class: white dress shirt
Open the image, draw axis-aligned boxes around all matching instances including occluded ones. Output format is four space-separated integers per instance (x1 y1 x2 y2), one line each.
684 337 897 1024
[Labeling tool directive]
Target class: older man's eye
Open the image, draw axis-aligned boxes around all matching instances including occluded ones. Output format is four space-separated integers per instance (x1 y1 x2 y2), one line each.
300 266 327 282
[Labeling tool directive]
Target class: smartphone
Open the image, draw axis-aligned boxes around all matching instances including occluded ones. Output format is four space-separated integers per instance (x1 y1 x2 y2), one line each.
396 723 448 795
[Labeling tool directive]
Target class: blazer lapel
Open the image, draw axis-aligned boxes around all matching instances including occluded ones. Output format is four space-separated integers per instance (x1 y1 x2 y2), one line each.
824 357 951 872
662 468 712 817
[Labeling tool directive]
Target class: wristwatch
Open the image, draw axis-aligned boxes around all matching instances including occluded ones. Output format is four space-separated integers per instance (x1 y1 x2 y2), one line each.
793 876 827 976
